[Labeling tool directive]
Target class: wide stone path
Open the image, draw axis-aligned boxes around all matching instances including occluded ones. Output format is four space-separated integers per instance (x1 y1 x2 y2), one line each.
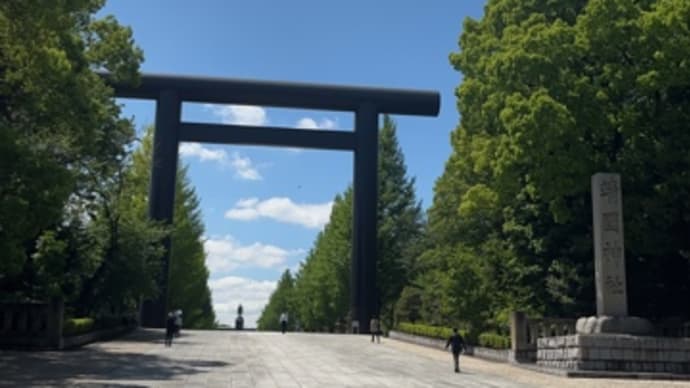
1 329 689 387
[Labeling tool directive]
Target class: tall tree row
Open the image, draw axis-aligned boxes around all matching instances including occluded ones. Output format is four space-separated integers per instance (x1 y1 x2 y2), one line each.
258 116 423 331
376 116 425 328
290 189 353 331
128 129 217 328
412 0 690 332
257 270 296 331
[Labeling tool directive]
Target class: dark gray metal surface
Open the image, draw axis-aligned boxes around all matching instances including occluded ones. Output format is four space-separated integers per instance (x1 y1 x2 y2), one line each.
104 72 440 116
352 103 379 334
140 89 180 328
179 123 356 150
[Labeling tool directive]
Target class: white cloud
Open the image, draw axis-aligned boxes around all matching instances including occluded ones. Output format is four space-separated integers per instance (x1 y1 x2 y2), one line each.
204 235 300 273
209 276 276 328
178 143 262 180
179 142 226 162
296 117 337 130
204 104 268 126
229 152 261 180
225 197 333 229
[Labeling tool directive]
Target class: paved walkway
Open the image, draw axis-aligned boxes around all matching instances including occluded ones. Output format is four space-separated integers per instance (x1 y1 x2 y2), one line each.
1 329 689 387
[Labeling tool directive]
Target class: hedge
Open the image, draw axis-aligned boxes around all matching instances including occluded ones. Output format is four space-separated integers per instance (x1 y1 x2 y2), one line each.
397 322 467 341
396 322 513 349
478 331 511 349
95 315 137 329
63 317 95 337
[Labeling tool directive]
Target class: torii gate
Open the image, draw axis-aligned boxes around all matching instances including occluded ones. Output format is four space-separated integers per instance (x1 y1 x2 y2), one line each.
104 73 439 333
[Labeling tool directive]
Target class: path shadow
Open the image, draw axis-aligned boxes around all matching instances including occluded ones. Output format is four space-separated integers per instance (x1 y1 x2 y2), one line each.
0 329 231 386
70 384 149 388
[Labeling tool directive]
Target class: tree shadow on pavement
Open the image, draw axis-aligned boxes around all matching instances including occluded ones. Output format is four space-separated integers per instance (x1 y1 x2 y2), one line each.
0 329 231 386
69 384 150 388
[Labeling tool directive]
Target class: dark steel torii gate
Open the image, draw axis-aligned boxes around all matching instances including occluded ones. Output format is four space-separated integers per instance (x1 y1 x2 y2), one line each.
105 73 439 332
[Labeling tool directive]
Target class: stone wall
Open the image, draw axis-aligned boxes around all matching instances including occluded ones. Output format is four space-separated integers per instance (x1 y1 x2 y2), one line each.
0 299 63 349
471 346 512 363
510 311 576 363
1 300 134 349
537 334 690 374
62 325 135 349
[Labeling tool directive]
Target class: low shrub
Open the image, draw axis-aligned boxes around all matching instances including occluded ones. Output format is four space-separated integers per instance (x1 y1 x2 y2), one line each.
63 317 95 337
95 315 137 329
397 322 468 341
478 331 510 349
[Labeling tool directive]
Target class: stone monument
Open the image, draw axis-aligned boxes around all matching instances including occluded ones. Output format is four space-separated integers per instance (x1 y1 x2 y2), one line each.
535 173 690 374
235 304 244 330
576 173 652 335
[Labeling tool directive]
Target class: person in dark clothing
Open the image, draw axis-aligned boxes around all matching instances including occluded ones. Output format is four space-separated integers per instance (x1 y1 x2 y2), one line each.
165 312 175 347
279 312 288 334
445 328 466 373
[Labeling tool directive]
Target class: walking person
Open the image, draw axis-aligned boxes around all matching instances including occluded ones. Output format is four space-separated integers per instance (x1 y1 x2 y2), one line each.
174 309 183 337
279 312 288 334
445 328 466 373
370 316 381 343
165 312 175 347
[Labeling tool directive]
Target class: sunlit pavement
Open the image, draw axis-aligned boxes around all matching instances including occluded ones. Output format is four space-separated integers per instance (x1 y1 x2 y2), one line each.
1 329 689 387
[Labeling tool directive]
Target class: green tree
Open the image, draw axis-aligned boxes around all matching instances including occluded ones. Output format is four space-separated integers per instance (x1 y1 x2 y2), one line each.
258 270 296 331
377 115 424 329
0 0 143 297
291 190 353 332
167 168 217 328
127 128 217 328
417 0 690 330
75 148 166 317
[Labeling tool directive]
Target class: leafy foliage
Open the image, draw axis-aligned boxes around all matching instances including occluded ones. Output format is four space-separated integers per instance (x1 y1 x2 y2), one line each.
257 270 296 331
478 332 511 349
0 0 142 280
290 189 353 332
63 317 95 337
376 116 425 328
0 2 216 327
127 128 217 328
397 322 456 340
397 322 480 345
414 0 690 333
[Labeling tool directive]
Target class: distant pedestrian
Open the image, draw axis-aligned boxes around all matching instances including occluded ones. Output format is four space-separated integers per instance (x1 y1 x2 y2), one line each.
174 309 183 337
165 312 175 347
370 316 381 343
279 312 288 334
445 328 466 373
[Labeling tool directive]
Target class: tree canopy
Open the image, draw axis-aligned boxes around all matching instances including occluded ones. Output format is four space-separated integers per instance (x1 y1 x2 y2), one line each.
0 2 215 327
417 0 690 331
128 128 217 328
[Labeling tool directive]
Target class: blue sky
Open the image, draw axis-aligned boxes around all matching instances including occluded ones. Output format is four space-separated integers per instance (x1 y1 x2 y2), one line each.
101 0 485 327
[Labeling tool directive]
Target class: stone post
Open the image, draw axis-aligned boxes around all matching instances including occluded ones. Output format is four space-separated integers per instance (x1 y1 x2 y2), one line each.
576 173 652 335
48 298 64 349
510 311 529 362
1 307 11 334
592 173 628 316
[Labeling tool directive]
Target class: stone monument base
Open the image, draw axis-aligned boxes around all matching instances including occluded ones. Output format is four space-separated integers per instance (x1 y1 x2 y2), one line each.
537 334 690 374
576 315 654 335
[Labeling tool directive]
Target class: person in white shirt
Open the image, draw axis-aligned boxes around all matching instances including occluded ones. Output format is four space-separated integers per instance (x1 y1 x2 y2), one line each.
174 309 183 337
370 316 381 343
